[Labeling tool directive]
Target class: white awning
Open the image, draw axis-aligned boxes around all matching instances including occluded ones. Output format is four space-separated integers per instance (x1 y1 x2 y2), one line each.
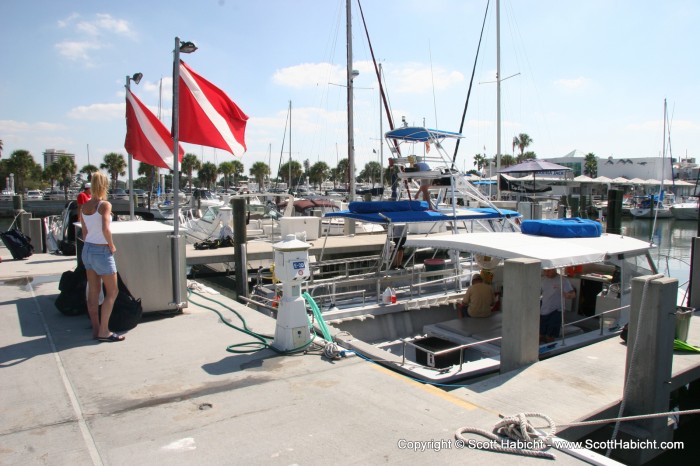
405 232 652 269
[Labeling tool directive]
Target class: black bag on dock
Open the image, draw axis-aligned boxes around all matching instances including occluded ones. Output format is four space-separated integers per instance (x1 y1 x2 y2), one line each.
55 264 88 316
0 228 34 260
104 274 143 332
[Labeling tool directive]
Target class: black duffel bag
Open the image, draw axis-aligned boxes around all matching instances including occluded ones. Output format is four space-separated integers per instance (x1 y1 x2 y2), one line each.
55 264 88 316
0 228 34 260
104 274 143 332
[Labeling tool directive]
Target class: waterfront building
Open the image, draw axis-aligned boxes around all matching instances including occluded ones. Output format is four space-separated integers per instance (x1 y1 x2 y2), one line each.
43 149 75 169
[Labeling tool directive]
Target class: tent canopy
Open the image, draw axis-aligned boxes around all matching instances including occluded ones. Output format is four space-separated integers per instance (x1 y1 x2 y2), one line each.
498 160 573 175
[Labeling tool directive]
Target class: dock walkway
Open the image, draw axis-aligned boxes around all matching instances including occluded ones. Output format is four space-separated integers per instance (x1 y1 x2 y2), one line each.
1 249 698 464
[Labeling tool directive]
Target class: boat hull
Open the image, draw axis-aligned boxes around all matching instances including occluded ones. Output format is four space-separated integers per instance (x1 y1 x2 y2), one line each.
670 204 699 220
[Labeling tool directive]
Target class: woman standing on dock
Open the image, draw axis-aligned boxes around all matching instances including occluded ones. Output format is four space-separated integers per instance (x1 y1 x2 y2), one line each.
80 172 124 342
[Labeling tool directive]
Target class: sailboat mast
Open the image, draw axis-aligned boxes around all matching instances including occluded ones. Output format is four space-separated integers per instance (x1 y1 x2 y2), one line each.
496 0 502 200
346 0 356 203
289 100 292 191
379 63 384 194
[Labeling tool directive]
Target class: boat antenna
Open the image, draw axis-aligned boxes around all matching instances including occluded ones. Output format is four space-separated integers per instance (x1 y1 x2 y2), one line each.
650 99 667 242
275 102 290 191
429 40 438 129
451 0 490 170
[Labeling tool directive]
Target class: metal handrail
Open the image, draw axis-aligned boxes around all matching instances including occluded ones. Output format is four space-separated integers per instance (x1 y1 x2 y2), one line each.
401 336 502 372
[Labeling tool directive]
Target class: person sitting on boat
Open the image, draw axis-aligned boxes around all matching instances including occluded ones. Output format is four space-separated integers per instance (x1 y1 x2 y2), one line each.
459 274 495 318
413 159 433 207
540 268 576 343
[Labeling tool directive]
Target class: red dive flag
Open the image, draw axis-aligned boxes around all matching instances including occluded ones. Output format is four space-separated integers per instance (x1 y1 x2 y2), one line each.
178 60 248 156
125 89 183 169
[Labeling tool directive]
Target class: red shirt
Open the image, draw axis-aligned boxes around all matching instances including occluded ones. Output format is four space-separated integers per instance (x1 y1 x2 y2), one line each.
77 191 91 206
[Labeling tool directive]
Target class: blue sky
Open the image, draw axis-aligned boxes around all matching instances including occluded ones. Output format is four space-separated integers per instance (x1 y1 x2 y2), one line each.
2 0 699 179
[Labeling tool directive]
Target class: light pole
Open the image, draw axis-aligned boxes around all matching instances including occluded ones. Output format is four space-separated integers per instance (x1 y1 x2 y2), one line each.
125 72 143 220
171 37 197 309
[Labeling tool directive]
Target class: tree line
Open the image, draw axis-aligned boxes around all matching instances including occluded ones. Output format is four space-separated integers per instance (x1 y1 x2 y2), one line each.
1 134 599 195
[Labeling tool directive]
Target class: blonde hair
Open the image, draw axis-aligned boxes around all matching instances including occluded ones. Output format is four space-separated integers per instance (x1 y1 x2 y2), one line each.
90 172 109 200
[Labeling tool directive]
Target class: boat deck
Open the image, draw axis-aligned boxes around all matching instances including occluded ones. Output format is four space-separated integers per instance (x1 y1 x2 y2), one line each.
2 249 700 464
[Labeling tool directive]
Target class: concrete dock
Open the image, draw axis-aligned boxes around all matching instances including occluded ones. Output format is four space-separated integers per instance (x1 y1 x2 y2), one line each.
1 247 699 464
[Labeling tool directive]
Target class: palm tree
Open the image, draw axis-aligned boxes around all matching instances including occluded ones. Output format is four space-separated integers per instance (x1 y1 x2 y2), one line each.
80 164 99 182
218 161 235 191
279 160 303 190
309 161 330 189
500 154 517 168
6 149 40 193
181 153 201 192
230 159 244 186
100 152 127 189
0 139 4 159
359 161 382 184
336 158 350 187
249 161 270 191
584 153 598 178
43 163 60 189
137 162 158 197
197 162 218 190
54 155 77 200
473 153 488 173
512 133 533 163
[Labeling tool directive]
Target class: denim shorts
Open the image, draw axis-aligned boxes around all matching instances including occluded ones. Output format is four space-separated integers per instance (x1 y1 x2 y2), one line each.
82 242 117 275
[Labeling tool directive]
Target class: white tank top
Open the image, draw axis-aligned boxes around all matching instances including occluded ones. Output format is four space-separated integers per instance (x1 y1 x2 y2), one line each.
83 201 109 244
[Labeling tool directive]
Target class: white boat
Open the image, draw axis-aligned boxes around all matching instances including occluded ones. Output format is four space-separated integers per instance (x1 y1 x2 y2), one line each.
285 224 656 384
670 199 699 220
629 195 674 219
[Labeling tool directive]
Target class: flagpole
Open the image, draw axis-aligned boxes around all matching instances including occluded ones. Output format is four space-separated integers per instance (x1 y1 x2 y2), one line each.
126 76 135 220
125 72 142 220
171 37 183 309
169 37 198 310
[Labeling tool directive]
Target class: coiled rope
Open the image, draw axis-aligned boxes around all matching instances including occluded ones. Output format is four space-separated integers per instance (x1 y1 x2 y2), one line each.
455 412 557 459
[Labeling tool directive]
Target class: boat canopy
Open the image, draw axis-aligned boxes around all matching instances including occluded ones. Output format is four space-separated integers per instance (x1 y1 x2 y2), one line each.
405 232 653 269
323 200 519 224
384 126 463 142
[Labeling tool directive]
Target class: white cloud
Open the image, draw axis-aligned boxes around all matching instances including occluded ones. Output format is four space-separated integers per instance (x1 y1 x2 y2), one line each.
76 13 132 36
554 77 590 90
67 103 124 121
388 63 464 94
272 60 463 94
0 120 66 133
272 63 344 89
54 13 134 65
55 40 102 62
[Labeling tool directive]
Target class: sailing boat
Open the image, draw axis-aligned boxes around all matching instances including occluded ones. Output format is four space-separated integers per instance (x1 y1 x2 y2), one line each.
629 99 674 219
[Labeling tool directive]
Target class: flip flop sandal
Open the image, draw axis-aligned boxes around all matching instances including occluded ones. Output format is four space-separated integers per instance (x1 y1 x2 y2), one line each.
97 333 125 342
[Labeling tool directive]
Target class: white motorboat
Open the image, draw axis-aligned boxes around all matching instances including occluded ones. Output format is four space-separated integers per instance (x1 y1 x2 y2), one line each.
670 199 699 220
278 221 657 384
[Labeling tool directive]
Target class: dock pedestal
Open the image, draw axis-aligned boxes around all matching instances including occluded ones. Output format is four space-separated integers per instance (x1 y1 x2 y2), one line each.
617 275 677 465
501 258 541 373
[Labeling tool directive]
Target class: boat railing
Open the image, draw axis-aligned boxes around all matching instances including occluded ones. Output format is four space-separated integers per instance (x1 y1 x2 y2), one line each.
396 305 631 374
562 304 629 338
400 336 503 373
308 288 368 310
309 254 381 281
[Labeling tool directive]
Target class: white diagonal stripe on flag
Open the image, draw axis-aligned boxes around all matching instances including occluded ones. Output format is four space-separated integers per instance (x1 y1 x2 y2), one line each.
179 63 246 156
126 90 175 169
